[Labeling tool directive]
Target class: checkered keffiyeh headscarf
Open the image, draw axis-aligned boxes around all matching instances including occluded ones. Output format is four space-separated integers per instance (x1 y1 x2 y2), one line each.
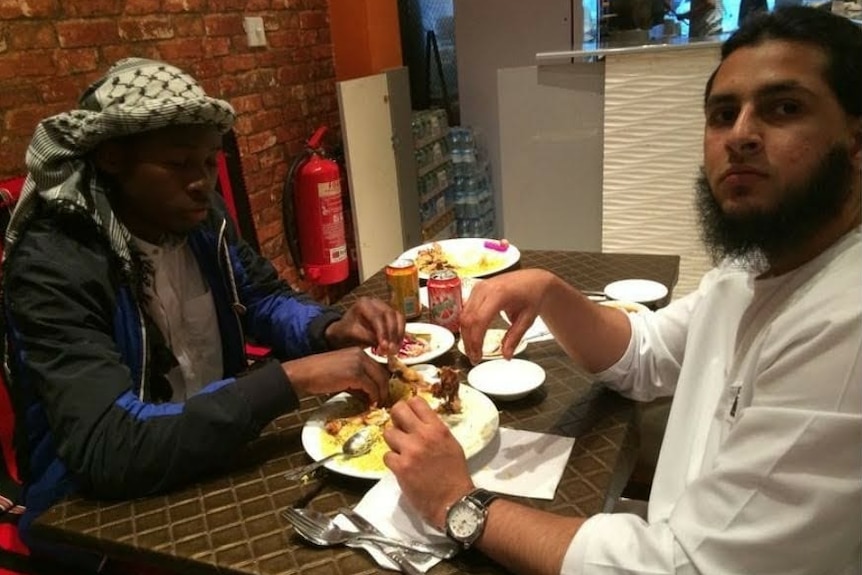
4 57 236 270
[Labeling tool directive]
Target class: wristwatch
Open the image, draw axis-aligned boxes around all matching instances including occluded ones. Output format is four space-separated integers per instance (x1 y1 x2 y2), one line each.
444 488 499 549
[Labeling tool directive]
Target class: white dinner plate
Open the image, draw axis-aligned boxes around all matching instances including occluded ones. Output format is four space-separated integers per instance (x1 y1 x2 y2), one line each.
419 277 481 309
398 238 521 280
301 386 500 480
456 329 528 361
603 279 668 304
364 322 455 365
467 358 546 401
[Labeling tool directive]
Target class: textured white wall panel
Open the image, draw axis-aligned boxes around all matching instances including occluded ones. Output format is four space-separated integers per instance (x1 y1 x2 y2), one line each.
603 48 720 298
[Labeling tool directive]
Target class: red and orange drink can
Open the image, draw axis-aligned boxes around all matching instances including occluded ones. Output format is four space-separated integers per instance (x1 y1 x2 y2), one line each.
386 259 421 320
428 269 462 333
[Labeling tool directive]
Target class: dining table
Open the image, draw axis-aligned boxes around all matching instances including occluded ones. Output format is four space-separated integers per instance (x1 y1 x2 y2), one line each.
30 249 680 575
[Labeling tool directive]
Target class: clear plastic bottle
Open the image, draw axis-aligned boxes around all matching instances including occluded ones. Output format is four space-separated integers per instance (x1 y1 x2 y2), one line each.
411 113 424 143
448 128 463 168
462 128 475 153
459 129 476 176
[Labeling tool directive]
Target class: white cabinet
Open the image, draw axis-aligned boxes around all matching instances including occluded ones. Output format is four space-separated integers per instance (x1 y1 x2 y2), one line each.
337 67 421 281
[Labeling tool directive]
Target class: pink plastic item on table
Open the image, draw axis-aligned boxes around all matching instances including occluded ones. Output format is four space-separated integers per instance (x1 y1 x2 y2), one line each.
483 239 510 252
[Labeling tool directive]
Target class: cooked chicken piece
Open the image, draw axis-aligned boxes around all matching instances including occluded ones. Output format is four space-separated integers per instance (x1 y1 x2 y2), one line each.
387 355 425 385
416 243 453 275
433 366 462 414
325 419 344 435
388 377 417 406
363 408 391 427
385 355 434 406
324 407 390 436
325 356 457 440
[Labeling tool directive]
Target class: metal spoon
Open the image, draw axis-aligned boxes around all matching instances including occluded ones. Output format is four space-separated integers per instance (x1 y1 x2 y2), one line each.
284 427 376 481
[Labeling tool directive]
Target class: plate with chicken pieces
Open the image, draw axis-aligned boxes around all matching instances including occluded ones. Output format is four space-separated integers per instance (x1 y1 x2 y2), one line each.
399 238 521 280
301 357 500 480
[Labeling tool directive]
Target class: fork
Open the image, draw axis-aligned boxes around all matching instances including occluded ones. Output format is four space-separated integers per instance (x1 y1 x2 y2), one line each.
338 508 429 575
339 507 458 560
520 330 552 344
582 290 608 301
282 507 455 558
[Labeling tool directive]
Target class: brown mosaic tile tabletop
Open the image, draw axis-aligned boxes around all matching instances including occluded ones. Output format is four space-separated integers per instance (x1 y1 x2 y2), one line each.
31 250 679 575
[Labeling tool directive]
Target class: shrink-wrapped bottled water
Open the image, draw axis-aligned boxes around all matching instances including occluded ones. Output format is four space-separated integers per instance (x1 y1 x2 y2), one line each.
450 126 496 237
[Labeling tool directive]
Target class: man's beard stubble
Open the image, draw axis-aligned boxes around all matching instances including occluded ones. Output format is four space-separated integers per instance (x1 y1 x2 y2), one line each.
695 146 854 271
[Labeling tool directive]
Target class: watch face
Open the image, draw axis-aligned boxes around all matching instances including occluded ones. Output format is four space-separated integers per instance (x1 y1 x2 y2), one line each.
447 500 483 540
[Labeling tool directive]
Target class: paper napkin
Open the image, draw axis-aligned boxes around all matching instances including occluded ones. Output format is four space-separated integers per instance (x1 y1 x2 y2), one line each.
343 480 447 572
348 427 575 571
468 427 575 498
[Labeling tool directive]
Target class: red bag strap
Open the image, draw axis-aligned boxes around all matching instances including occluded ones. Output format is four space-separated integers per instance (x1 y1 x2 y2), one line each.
0 177 24 210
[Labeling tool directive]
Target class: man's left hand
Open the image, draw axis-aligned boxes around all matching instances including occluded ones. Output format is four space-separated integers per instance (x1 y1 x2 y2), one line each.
325 296 405 355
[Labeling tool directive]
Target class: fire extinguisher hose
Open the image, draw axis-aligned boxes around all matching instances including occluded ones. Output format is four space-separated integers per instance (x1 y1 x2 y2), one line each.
282 150 307 278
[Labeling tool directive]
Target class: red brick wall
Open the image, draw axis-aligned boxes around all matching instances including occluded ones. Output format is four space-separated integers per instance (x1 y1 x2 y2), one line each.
0 0 341 290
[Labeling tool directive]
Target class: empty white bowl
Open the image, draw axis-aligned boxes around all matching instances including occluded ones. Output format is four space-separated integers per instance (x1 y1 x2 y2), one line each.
603 279 668 304
467 359 545 401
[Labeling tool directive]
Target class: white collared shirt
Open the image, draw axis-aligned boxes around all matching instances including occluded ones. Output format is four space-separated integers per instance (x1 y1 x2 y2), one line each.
564 228 862 575
132 236 224 401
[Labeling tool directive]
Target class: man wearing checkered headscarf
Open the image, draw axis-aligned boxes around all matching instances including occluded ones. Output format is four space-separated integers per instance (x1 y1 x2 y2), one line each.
5 57 235 267
1 58 402 570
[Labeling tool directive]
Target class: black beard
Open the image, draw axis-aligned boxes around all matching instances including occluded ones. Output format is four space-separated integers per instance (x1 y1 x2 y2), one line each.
695 146 853 270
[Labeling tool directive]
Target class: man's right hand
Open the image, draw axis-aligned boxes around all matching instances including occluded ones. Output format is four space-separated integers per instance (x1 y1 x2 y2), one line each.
383 396 475 530
460 268 557 363
281 348 390 405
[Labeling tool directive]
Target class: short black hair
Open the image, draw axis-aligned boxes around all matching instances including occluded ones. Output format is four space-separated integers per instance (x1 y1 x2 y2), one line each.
704 7 862 118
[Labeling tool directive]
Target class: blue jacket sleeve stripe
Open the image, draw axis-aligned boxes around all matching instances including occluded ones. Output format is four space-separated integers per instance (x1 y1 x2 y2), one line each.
114 391 183 419
113 377 236 420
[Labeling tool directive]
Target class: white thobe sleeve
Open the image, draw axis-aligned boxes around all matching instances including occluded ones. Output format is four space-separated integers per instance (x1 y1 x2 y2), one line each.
593 268 725 402
560 278 862 575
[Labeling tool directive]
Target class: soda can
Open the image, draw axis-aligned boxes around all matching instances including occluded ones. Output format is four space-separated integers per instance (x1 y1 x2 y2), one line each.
428 269 462 333
386 259 421 320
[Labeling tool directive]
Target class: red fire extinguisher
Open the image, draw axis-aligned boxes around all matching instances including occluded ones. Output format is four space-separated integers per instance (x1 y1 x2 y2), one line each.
283 126 349 285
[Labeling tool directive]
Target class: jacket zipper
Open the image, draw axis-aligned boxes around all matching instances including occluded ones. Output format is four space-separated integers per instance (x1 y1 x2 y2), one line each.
217 219 247 349
136 303 148 401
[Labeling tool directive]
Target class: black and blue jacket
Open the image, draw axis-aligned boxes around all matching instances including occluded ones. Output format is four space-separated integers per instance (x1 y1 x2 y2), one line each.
2 191 340 551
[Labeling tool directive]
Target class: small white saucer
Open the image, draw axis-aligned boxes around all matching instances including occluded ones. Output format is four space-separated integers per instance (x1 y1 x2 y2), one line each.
603 279 668 304
467 359 545 401
456 329 528 361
